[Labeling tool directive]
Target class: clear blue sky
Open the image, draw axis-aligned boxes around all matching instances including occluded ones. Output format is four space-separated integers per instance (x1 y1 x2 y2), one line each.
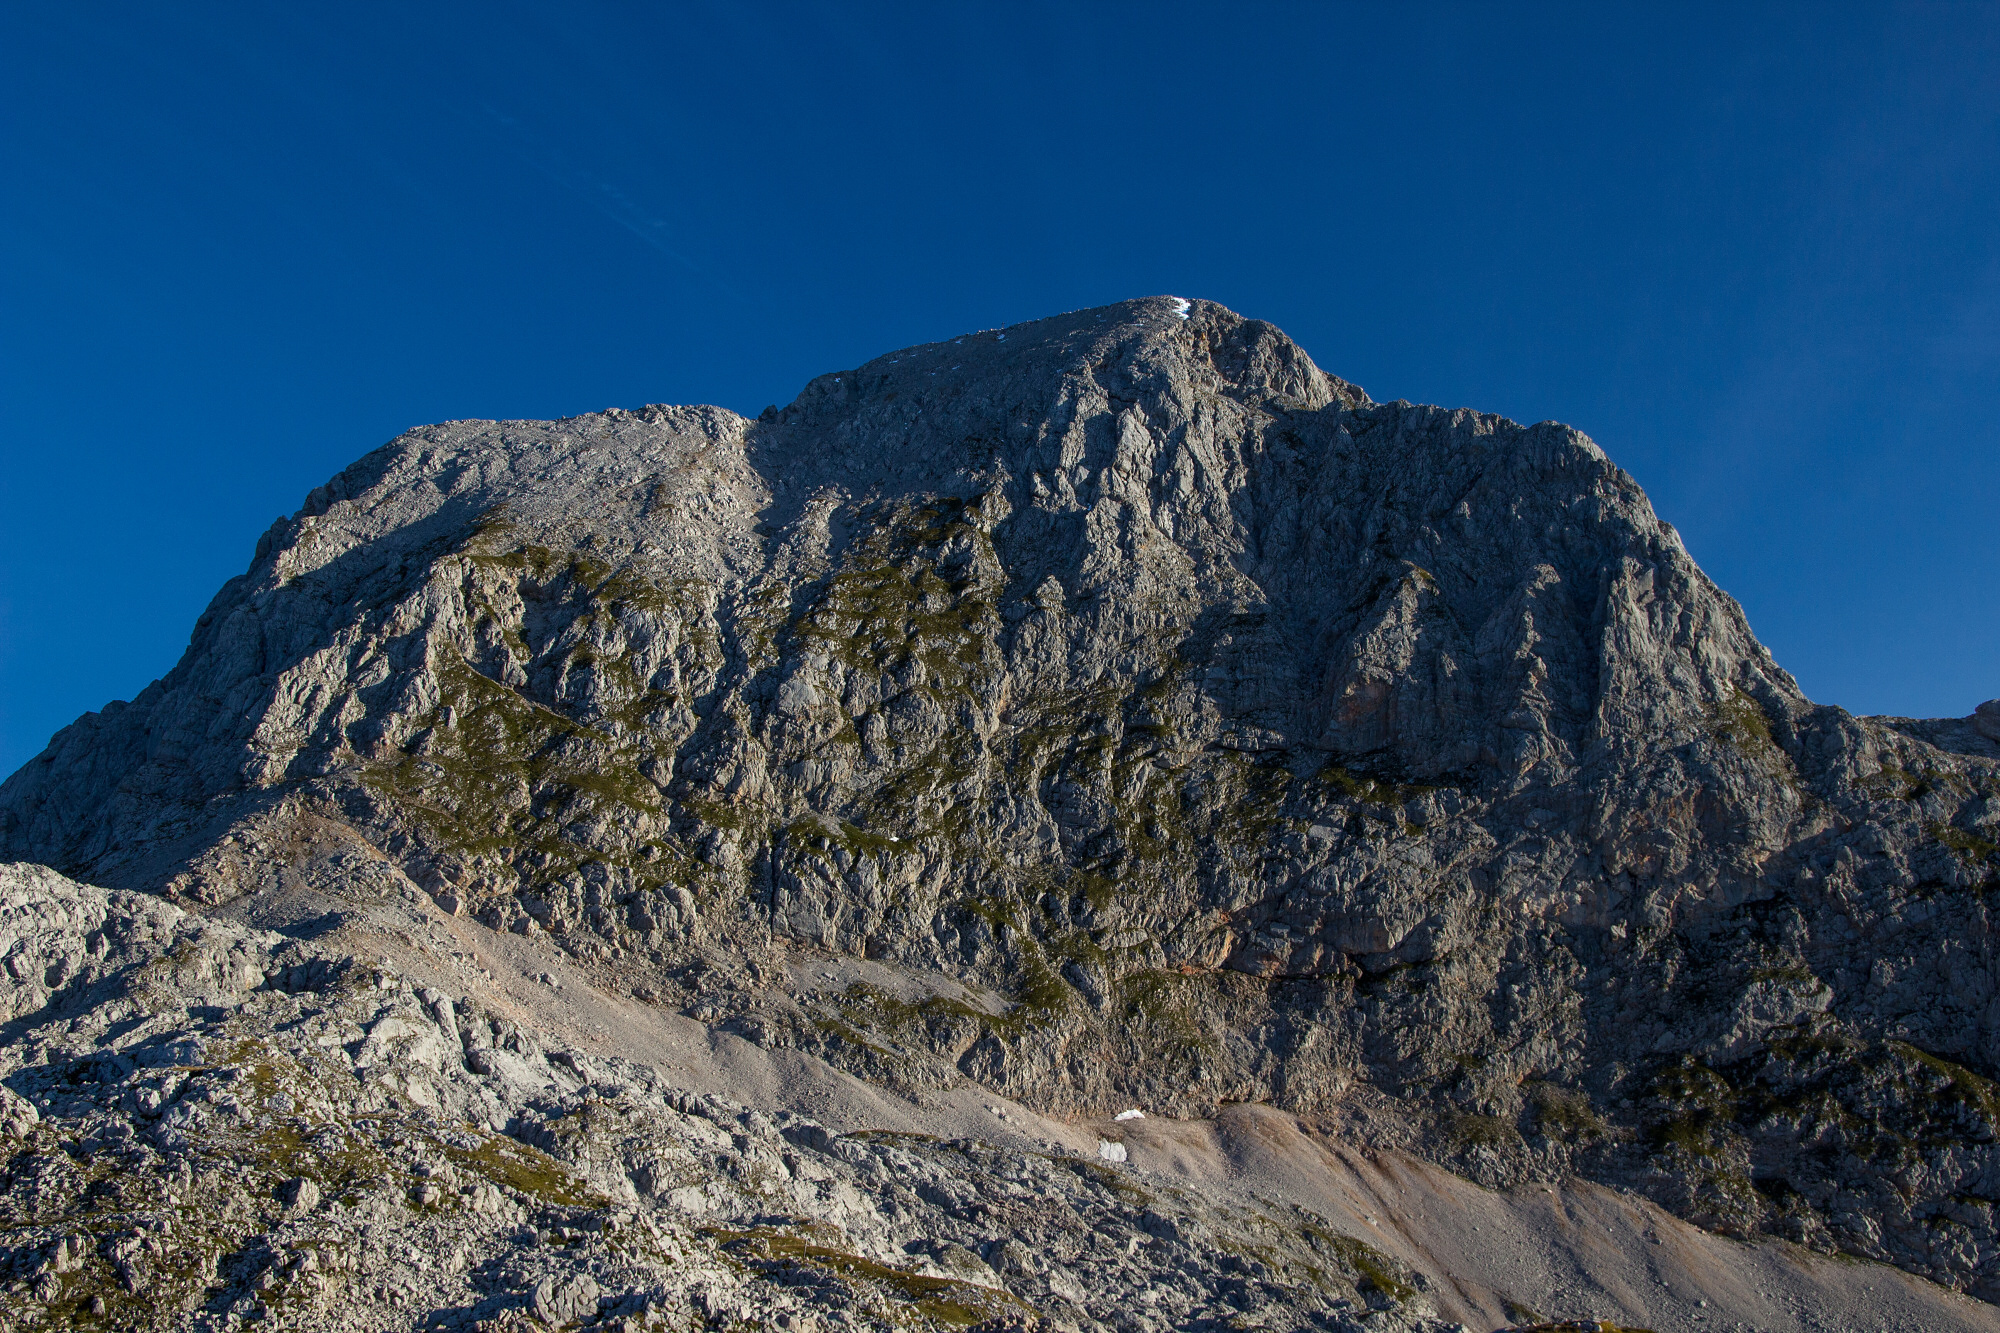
3 3 1997 776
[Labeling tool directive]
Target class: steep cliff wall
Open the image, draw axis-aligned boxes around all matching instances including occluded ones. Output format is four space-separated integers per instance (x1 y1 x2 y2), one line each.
6 297 1999 1300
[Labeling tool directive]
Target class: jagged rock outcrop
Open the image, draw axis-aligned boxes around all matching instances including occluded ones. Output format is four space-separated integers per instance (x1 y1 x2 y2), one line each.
4 297 1999 1311
0 861 1453 1333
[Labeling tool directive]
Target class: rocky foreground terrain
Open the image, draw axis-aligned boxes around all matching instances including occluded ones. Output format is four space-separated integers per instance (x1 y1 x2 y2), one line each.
2 297 1999 1332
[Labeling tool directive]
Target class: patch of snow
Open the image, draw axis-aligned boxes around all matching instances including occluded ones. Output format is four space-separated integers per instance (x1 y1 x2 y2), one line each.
1171 298 1191 320
1114 1108 1145 1121
1097 1139 1128 1163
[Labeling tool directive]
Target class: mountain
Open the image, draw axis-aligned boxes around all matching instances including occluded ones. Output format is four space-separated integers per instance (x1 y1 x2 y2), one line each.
2 297 1998 1332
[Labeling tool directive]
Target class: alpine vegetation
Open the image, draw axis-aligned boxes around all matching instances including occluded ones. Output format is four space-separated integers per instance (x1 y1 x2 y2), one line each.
3 298 1997 1333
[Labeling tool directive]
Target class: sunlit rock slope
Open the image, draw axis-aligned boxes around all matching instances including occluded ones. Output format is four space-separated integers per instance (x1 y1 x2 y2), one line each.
5 297 2000 1323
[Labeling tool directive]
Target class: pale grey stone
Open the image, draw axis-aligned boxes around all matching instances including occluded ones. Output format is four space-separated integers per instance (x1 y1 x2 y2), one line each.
0 298 1995 1330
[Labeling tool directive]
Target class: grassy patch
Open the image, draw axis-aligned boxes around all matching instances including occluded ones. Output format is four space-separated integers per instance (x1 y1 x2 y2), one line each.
703 1225 1028 1328
1307 1229 1417 1303
1648 1056 1739 1157
1447 1112 1522 1152
1311 762 1425 808
1749 963 1819 986
1863 767 1936 802
1527 1081 1608 1139
784 497 1002 707
1715 689 1776 752
1713 689 1797 787
440 1131 603 1209
1930 823 1999 864
364 652 685 903
1887 1042 2000 1132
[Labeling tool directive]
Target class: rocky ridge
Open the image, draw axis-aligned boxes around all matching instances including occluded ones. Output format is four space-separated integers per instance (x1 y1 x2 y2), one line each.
3 297 1999 1326
0 861 1459 1333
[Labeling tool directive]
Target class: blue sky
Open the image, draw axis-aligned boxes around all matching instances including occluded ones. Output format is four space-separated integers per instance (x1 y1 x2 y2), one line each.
3 2 1997 776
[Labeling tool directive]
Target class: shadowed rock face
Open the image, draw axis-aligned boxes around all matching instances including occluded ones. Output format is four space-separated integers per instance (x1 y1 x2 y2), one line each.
5 297 2000 1302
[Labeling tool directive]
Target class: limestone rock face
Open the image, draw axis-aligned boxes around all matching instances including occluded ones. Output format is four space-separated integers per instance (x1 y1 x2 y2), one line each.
4 297 2000 1306
0 861 1461 1333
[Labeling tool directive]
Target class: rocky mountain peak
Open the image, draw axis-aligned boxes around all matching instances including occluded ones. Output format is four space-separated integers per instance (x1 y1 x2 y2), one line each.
2 299 1999 1324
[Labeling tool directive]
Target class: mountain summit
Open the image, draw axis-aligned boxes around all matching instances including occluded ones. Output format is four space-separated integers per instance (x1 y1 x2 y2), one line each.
3 298 1998 1331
